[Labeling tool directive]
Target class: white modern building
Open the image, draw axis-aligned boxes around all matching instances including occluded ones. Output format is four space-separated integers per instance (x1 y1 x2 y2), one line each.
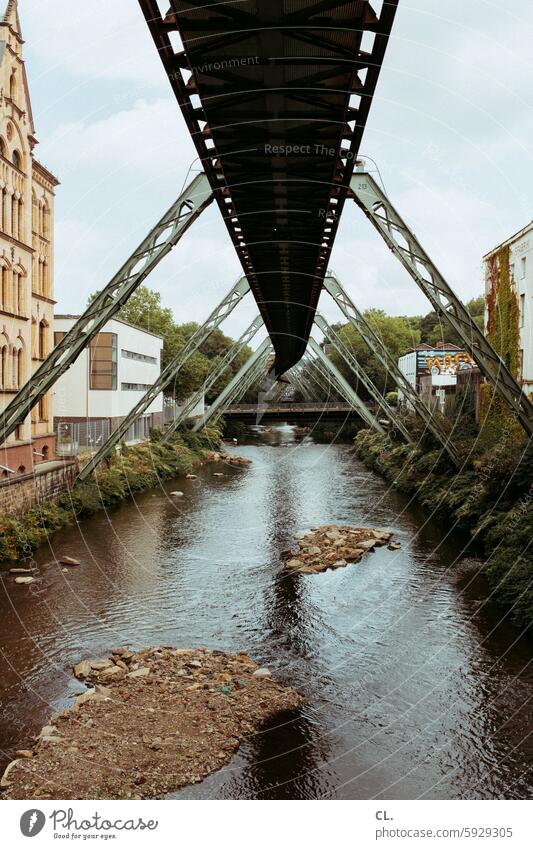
53 315 163 454
484 221 533 397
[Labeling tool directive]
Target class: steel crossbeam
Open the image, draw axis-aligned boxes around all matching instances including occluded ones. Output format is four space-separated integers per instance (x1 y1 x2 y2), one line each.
324 274 459 463
193 339 273 431
161 314 264 443
78 276 250 480
288 373 314 402
0 173 213 445
313 312 413 444
307 338 385 435
350 168 533 438
290 360 326 402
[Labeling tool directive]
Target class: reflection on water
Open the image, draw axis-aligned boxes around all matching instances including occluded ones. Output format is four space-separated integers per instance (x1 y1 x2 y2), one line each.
1 425 532 799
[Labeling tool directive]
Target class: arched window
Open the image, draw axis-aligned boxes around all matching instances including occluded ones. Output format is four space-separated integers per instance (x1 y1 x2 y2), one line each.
17 197 23 240
42 444 49 460
0 188 6 234
32 191 38 232
12 149 21 170
11 192 16 233
42 201 49 237
16 346 23 388
11 268 23 314
38 394 47 421
30 316 37 358
0 137 6 158
17 465 25 475
0 263 9 309
0 344 7 388
38 319 47 359
9 71 17 102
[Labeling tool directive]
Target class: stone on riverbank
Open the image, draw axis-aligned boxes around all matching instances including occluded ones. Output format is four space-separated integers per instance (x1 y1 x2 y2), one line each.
60 556 80 566
2 647 303 800
282 524 396 575
14 576 34 585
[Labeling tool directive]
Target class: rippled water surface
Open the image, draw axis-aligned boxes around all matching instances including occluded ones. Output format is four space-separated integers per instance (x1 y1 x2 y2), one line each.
1 427 532 799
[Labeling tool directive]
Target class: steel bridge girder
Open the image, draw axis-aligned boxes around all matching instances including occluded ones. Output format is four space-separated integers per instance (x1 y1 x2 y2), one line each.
350 170 533 438
77 276 251 481
0 172 214 446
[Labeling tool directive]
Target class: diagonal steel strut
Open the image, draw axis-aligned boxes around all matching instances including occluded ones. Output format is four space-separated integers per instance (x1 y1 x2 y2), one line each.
193 339 273 431
78 276 250 481
290 360 325 402
324 273 459 464
313 312 413 444
0 172 213 445
161 314 264 442
350 167 533 437
307 338 386 435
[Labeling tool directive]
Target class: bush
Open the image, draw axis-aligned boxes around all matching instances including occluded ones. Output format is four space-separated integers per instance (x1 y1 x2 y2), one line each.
355 419 533 627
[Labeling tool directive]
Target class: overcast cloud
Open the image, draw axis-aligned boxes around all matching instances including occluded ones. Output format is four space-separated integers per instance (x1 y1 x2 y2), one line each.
19 0 533 340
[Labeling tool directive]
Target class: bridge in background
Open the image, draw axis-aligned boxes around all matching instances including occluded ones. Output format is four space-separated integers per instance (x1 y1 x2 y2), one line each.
223 401 366 421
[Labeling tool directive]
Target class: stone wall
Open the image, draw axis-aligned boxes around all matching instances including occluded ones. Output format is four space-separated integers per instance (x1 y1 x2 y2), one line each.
0 460 78 518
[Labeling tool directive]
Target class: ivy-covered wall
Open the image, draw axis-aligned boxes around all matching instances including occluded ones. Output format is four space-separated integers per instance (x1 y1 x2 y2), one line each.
481 243 522 431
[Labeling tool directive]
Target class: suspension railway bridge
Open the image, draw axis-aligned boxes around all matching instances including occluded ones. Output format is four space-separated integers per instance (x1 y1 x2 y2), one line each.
0 0 532 481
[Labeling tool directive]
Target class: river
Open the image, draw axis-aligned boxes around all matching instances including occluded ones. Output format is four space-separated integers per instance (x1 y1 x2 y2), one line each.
1 426 532 799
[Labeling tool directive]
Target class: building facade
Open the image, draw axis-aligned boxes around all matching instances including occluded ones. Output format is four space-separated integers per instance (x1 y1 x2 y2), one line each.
484 221 533 398
398 343 476 410
54 316 163 455
0 0 59 476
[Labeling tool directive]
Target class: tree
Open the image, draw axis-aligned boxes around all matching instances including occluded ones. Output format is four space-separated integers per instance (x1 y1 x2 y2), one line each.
330 310 420 397
419 296 485 347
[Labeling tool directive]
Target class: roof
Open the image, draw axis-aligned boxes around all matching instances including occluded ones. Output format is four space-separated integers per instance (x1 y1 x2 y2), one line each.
33 158 60 187
140 0 398 373
55 314 164 341
484 219 533 260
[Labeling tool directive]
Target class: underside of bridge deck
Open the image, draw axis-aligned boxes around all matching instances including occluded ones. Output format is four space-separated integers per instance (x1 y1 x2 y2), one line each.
140 0 398 373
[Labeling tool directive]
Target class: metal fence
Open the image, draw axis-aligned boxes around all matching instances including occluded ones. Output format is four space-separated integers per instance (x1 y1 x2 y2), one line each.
55 420 110 456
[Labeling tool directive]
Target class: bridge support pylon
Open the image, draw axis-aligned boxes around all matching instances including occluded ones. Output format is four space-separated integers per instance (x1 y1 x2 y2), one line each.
161 315 264 443
306 338 386 435
0 172 213 446
77 276 250 481
350 166 533 438
193 339 273 431
324 274 459 465
313 313 413 444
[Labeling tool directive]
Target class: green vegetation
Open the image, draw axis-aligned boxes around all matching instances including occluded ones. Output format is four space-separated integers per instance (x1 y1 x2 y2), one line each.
355 418 533 628
0 426 221 563
328 296 484 399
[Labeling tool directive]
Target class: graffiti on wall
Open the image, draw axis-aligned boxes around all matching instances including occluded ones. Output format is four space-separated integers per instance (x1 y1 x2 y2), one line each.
417 350 475 376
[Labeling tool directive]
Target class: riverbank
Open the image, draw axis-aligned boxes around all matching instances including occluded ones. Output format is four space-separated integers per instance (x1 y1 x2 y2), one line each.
0 427 222 563
1 646 303 800
354 425 533 628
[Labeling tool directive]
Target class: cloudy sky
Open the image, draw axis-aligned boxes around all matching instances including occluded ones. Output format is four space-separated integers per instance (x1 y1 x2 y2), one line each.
19 0 533 342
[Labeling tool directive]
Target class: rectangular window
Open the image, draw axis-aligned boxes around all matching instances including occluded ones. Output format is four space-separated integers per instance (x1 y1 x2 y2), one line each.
89 332 117 390
121 382 152 391
121 349 157 364
54 331 65 347
521 256 527 278
520 293 526 328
